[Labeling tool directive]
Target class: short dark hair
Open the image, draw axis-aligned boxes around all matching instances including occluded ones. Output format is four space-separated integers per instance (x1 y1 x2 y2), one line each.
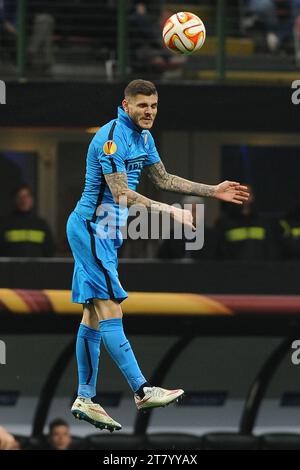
13 183 32 197
49 418 69 434
124 79 157 98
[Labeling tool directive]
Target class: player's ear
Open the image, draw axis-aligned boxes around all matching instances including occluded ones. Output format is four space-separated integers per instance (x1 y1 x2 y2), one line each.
122 99 129 113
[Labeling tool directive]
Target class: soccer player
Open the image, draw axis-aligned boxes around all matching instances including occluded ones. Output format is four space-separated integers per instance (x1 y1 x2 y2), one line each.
67 79 249 432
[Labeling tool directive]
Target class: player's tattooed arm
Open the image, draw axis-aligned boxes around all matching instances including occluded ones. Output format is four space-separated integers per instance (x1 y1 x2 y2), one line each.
104 172 195 229
145 161 250 204
144 161 215 196
105 172 161 209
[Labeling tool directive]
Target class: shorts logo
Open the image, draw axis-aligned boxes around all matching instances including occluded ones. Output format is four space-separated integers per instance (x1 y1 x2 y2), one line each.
103 140 117 155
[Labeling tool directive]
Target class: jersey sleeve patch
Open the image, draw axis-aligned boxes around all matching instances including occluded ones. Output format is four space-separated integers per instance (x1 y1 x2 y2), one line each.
103 140 117 155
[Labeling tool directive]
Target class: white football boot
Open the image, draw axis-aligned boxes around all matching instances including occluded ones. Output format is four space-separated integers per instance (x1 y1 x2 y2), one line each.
134 386 184 410
71 397 122 432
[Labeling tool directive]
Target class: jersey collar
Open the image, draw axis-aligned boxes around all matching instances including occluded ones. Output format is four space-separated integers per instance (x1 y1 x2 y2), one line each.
117 106 144 134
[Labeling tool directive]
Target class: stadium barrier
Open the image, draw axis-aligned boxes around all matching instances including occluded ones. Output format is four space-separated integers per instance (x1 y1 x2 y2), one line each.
1 288 300 316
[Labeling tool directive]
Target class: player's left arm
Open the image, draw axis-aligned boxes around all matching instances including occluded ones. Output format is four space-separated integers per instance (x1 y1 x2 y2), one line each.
144 161 249 205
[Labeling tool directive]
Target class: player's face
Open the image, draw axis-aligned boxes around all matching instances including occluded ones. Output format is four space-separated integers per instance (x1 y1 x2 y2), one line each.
123 94 158 129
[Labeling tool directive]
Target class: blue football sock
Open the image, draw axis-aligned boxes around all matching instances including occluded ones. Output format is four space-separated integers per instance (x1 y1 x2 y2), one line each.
99 318 147 392
76 323 101 398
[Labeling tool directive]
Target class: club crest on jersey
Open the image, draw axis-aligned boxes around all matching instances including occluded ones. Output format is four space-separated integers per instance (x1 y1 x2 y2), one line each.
103 140 117 155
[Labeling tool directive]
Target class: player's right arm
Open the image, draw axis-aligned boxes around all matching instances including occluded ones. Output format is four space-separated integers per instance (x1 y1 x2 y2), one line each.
145 161 249 205
143 133 249 205
104 172 195 230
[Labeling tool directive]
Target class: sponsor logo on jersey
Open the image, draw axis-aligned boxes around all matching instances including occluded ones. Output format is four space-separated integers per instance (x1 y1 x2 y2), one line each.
128 161 143 171
103 140 117 155
126 157 145 172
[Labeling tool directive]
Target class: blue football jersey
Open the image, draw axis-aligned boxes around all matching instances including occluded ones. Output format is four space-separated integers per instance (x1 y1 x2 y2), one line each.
75 106 161 225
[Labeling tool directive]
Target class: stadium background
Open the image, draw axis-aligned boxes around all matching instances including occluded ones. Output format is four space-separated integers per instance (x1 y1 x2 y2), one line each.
0 0 300 451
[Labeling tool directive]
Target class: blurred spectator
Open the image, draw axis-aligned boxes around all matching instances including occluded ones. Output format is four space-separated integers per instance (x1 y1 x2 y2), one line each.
47 419 72 451
0 0 17 61
0 184 55 257
128 2 186 75
158 196 218 260
246 0 278 31
273 0 293 51
0 0 55 71
215 187 280 260
279 188 300 259
31 419 85 450
243 0 294 52
0 426 20 450
27 1 55 73
129 2 162 73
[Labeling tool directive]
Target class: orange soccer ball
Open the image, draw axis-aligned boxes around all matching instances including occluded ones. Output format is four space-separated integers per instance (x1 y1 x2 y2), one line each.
162 11 206 55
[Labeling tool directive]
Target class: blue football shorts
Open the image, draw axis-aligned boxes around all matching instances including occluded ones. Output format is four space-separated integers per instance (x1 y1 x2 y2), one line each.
66 211 128 304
